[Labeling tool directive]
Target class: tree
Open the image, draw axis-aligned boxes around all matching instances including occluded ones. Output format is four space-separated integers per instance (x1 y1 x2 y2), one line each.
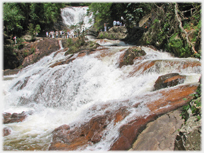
88 3 112 30
3 3 25 36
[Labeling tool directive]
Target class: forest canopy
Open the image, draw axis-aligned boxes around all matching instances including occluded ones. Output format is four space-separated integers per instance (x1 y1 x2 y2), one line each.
3 2 201 58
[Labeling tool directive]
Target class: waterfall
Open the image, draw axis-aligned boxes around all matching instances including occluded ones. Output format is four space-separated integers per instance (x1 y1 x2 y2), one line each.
61 6 94 33
3 39 201 150
58 40 63 49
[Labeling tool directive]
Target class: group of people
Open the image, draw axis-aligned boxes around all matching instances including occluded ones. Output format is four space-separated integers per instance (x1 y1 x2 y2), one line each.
46 30 77 39
113 16 125 27
113 20 123 27
103 16 125 32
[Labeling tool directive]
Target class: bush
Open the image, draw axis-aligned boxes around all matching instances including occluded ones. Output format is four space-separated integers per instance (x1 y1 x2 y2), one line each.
181 83 201 122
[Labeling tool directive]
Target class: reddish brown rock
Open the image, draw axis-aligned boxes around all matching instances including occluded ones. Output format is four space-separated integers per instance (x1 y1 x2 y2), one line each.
3 111 29 124
3 127 11 136
49 115 110 150
153 73 186 90
49 83 198 151
49 107 130 151
111 114 157 150
22 39 60 67
128 60 201 77
110 84 198 150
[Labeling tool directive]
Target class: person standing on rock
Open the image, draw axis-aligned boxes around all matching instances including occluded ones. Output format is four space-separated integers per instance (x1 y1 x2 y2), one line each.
13 36 17 44
67 31 69 38
121 16 124 25
56 31 58 38
60 31 62 38
116 21 120 26
113 20 116 27
46 31 48 37
104 23 107 32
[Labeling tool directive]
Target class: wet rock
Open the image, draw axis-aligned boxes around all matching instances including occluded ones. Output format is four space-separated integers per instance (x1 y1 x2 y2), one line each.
130 109 184 150
49 107 130 151
3 111 32 124
11 76 30 90
111 114 157 150
128 59 201 77
3 127 11 136
3 69 21 76
49 115 109 150
49 83 198 151
119 47 146 68
110 84 198 150
154 73 186 91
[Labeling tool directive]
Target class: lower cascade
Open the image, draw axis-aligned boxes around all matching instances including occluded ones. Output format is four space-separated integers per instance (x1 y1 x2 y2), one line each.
3 38 201 150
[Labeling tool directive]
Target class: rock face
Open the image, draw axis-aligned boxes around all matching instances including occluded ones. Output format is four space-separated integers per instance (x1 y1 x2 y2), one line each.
49 107 130 150
128 59 201 77
130 109 184 150
49 83 198 151
3 69 21 76
22 39 60 67
174 116 201 150
110 84 198 150
174 96 201 151
119 46 146 68
4 38 61 70
153 73 186 91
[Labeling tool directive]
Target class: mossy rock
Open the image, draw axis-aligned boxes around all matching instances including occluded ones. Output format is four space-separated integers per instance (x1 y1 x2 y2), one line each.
119 47 146 68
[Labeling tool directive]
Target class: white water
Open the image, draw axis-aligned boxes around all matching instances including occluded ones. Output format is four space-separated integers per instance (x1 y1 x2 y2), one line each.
3 41 201 150
61 6 94 33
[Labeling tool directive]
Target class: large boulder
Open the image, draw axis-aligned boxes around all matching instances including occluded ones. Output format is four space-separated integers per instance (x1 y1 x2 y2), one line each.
3 112 27 124
21 39 60 67
119 46 146 68
49 83 198 151
97 26 127 40
3 111 32 124
110 84 198 150
153 73 186 91
128 59 201 77
49 107 130 150
22 34 33 42
130 109 184 150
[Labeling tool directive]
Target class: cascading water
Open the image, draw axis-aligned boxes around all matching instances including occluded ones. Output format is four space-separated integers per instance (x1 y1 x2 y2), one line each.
61 6 94 33
3 38 201 150
3 6 201 151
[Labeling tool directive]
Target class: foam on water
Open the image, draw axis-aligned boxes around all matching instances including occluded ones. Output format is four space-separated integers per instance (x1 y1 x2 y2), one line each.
3 43 201 150
61 6 94 33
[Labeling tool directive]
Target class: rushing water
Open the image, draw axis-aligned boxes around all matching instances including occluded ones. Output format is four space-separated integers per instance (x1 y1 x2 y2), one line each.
3 38 201 150
61 6 94 33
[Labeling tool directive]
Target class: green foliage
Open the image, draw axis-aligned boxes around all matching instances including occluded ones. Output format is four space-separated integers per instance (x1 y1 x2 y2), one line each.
88 3 112 30
28 23 41 38
31 47 35 54
181 83 201 122
3 3 65 40
3 3 24 34
67 38 73 46
65 36 86 55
